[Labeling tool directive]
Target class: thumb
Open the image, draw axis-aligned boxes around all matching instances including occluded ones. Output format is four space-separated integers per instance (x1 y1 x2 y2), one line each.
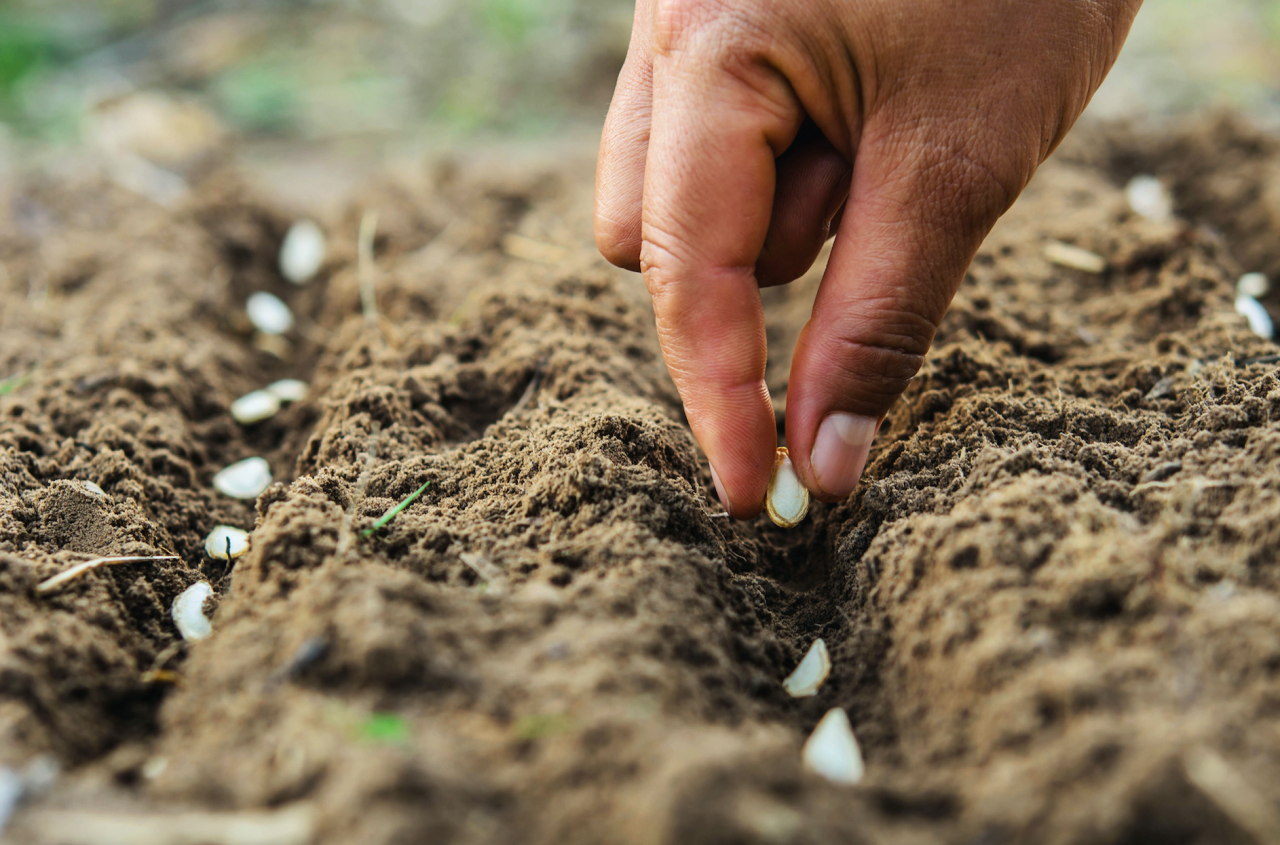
785 128 1022 501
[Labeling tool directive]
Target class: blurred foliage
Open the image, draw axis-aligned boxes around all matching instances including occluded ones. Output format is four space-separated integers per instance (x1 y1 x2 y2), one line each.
0 0 633 146
0 0 1273 150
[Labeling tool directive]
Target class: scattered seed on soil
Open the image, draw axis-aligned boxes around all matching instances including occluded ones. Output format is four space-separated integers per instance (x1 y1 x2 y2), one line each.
212 457 272 500
246 292 295 335
802 708 864 785
173 581 214 641
37 555 180 594
1235 296 1274 339
204 525 250 560
766 447 809 528
265 378 308 403
783 638 831 698
0 768 22 836
1144 376 1176 401
1124 174 1173 222
362 480 431 537
1044 241 1107 274
141 757 168 781
82 481 106 497
230 389 281 424
279 219 326 285
1238 272 1269 299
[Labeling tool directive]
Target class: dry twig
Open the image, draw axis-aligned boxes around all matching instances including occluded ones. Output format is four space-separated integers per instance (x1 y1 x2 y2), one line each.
37 555 179 594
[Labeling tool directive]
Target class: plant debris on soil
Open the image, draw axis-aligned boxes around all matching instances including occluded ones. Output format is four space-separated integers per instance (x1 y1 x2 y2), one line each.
2 112 1280 844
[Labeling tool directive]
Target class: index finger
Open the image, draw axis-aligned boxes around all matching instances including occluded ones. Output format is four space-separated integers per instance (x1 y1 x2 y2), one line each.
641 24 802 517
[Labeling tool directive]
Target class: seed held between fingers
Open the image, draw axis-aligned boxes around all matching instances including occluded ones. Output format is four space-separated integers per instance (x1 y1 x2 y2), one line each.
766 447 809 528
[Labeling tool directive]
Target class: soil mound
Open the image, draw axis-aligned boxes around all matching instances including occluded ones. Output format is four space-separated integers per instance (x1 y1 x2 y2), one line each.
2 115 1280 844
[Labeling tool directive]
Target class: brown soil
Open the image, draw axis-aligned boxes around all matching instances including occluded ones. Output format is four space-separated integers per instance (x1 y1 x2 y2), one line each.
2 113 1280 845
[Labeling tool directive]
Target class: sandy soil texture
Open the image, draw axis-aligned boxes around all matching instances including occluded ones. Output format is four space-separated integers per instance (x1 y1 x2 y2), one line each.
1 114 1280 845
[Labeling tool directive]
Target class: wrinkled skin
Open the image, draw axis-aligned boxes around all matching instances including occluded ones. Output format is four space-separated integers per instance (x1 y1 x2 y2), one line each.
595 0 1143 518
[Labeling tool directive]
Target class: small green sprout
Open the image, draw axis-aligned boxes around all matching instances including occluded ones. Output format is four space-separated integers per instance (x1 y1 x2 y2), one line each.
362 480 431 538
0 371 31 396
361 713 411 745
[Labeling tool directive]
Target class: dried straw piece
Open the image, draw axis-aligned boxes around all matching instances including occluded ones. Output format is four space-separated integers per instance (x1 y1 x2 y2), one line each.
358 210 379 322
37 556 179 594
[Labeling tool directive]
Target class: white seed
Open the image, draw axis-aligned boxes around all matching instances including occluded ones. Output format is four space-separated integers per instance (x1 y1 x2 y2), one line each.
230 389 280 424
265 378 308 403
766 447 809 528
141 757 168 780
82 481 106 497
204 525 250 560
213 457 272 500
0 767 21 836
783 638 831 698
1124 174 1173 223
1235 296 1274 339
246 292 295 335
802 708 864 785
279 219 327 285
1044 241 1107 274
172 581 213 641
1238 272 1270 299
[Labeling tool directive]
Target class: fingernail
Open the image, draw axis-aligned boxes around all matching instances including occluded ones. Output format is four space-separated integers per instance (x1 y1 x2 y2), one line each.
811 413 877 499
710 464 732 514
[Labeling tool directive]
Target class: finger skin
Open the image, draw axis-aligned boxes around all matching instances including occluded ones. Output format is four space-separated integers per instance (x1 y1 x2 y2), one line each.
785 124 1017 501
639 13 805 517
595 0 656 271
756 123 851 288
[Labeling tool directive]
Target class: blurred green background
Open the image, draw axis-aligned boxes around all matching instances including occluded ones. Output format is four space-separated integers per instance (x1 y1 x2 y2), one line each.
0 0 1275 185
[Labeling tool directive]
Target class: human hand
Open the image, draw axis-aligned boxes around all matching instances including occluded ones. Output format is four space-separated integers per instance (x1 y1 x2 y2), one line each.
595 0 1141 518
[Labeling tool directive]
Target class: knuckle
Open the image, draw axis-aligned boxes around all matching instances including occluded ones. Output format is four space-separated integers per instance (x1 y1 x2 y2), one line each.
925 139 1022 222
652 0 770 60
594 212 642 271
638 235 683 303
595 230 641 272
652 0 717 52
824 308 936 404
